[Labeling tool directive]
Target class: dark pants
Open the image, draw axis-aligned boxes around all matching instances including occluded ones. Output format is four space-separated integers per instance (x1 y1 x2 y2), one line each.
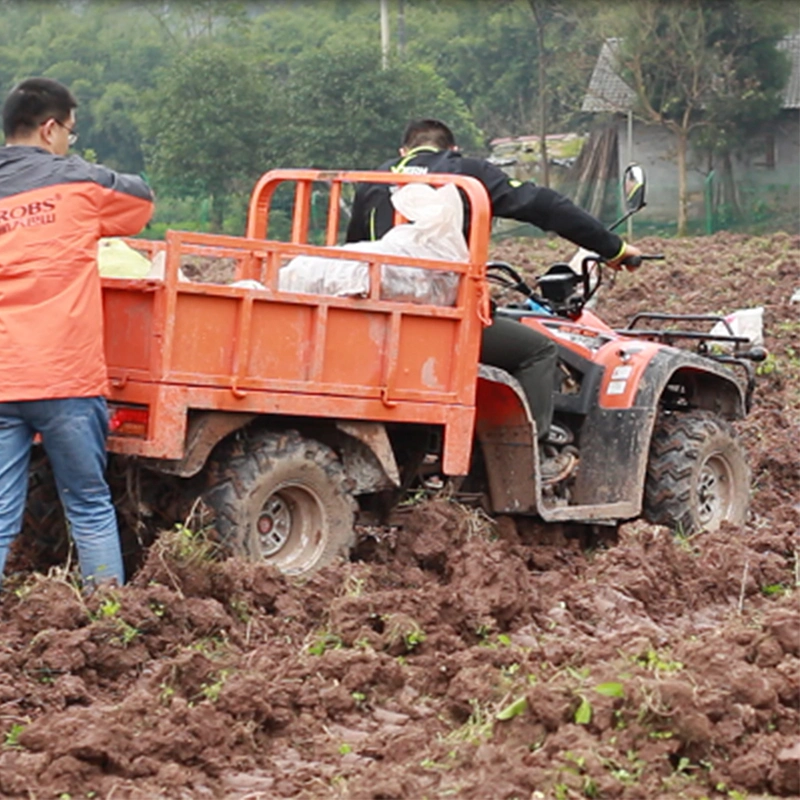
480 315 556 441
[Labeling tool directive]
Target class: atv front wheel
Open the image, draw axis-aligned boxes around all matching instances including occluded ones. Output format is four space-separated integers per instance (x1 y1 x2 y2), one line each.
205 431 356 575
644 410 750 534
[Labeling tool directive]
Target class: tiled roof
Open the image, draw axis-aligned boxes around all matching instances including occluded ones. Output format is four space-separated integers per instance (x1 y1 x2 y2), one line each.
583 32 800 113
581 39 634 113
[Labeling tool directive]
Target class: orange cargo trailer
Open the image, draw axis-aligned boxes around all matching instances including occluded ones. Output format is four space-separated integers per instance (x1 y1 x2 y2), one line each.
102 170 493 573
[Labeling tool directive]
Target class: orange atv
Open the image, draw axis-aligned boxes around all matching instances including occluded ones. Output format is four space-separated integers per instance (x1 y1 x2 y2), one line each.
23 168 761 577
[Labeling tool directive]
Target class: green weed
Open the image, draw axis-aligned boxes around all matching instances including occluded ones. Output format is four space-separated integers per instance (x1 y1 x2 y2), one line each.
574 695 592 725
496 696 527 721
198 669 230 703
307 630 343 656
3 722 25 749
633 648 684 673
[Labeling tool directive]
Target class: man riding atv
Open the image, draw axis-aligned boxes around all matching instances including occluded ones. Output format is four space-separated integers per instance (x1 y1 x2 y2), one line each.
346 118 643 483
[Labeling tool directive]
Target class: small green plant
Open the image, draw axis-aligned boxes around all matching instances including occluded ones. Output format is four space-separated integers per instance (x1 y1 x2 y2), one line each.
3 722 25 749
351 691 366 707
383 614 426 653
149 600 166 618
594 682 625 698
633 648 683 673
198 669 230 703
714 783 748 800
496 696 527 721
112 618 140 646
501 662 521 679
398 487 428 507
553 783 569 800
601 752 647 785
756 351 778 376
92 593 140 646
574 695 592 725
761 582 788 596
338 743 352 755
99 596 122 617
163 521 219 564
306 631 343 656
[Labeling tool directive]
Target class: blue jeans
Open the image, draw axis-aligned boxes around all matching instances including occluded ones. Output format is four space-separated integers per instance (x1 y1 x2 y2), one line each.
0 397 124 588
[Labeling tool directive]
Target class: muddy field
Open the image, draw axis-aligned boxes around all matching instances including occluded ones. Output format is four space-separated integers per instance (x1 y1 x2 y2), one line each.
1 231 798 799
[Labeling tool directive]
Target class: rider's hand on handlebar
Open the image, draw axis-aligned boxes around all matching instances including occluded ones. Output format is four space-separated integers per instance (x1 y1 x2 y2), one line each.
607 243 644 272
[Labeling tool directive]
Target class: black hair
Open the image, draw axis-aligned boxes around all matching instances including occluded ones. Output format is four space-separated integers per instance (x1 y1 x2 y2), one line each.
401 118 456 151
3 77 77 139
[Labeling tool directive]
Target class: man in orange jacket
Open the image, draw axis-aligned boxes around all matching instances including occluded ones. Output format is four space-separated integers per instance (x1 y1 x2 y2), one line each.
0 77 154 588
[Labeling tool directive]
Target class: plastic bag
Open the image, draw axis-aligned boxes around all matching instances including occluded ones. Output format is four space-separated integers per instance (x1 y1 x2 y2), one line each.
98 238 152 278
98 240 190 282
709 307 764 348
278 183 468 306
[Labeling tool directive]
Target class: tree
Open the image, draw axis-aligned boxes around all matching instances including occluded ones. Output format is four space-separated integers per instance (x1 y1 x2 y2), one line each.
608 0 791 234
265 41 481 169
0 2 170 172
692 4 791 221
398 0 602 147
142 41 273 231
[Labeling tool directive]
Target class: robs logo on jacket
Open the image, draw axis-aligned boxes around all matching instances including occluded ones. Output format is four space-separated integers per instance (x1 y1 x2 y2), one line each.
0 196 58 234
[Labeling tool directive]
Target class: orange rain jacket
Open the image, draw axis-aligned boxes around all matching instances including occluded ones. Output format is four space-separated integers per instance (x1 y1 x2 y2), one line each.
0 146 154 402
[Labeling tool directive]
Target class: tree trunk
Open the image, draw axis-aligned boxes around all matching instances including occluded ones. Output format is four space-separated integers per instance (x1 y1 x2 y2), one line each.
210 193 225 233
397 0 405 59
719 150 742 221
676 131 688 236
532 2 550 188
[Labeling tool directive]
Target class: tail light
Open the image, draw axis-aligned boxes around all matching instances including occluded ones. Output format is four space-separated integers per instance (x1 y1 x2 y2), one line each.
108 403 149 438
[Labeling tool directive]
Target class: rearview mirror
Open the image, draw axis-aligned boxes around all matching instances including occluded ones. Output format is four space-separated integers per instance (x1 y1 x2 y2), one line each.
623 163 645 212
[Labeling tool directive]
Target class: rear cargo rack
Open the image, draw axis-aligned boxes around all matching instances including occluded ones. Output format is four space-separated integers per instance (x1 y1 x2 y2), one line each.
616 312 751 352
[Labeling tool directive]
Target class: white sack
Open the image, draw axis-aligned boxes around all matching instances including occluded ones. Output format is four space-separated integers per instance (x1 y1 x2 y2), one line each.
709 307 764 348
278 183 468 306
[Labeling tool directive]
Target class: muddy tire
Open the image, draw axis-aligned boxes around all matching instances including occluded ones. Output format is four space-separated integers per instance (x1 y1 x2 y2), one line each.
204 430 356 575
644 410 750 534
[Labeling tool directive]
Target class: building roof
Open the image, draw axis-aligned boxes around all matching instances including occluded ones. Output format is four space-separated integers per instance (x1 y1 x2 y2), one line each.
581 39 633 113
582 31 800 113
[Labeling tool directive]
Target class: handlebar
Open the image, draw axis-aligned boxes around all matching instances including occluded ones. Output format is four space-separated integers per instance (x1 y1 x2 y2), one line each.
617 254 666 269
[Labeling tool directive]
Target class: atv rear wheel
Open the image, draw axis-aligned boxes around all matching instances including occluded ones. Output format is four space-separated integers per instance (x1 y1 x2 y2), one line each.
644 410 749 534
204 431 356 575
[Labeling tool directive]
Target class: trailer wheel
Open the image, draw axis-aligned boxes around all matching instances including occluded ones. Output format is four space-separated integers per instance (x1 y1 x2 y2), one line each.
204 431 356 575
644 410 750 534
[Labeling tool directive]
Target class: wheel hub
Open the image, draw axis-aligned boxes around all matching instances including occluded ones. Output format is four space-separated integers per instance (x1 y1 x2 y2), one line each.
257 496 292 556
697 454 732 527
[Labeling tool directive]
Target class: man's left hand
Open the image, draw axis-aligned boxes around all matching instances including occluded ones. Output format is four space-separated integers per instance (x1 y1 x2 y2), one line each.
608 243 644 272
